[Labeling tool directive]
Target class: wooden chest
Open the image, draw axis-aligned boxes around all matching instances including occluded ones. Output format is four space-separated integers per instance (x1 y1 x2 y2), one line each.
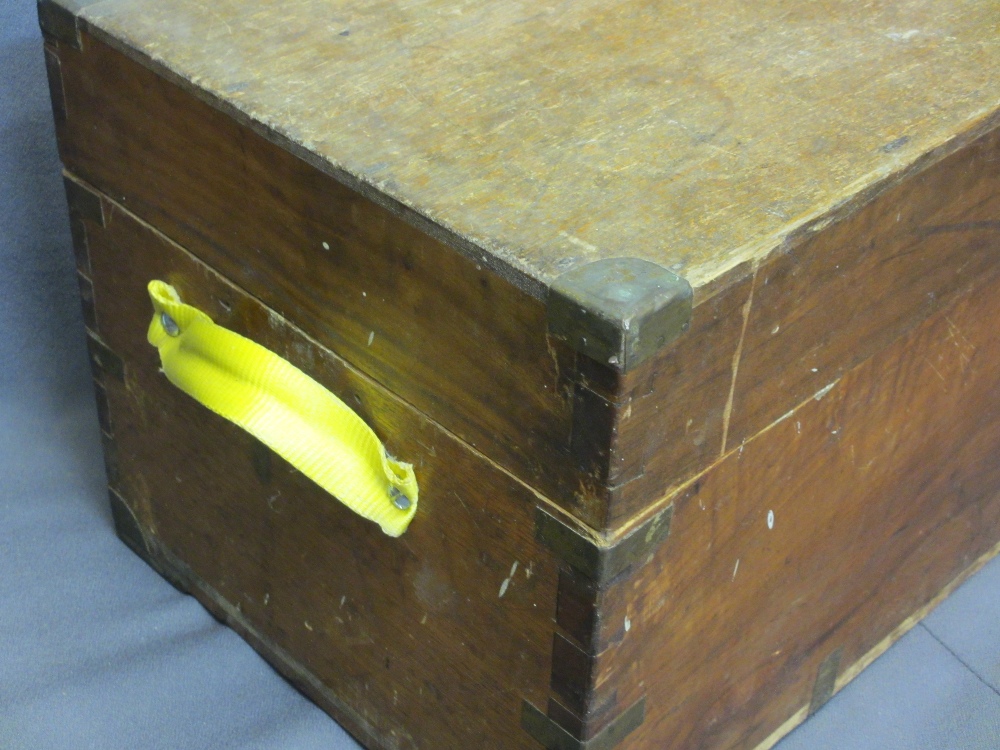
40 1 1000 747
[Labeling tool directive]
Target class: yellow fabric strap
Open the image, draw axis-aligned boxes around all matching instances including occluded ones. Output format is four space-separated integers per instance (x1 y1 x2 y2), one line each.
146 280 418 537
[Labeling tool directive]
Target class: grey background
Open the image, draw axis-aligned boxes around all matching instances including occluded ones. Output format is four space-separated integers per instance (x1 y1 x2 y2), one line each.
1 0 998 747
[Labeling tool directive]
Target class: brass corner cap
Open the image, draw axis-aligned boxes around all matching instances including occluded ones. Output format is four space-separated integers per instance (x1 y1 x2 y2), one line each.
38 0 96 47
547 258 692 372
535 503 673 585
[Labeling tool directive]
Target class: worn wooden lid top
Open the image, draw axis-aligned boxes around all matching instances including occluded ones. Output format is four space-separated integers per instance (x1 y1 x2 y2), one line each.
75 0 1000 299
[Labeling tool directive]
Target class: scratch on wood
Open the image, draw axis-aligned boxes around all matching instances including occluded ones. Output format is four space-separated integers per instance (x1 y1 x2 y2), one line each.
917 220 1000 237
544 335 562 390
813 379 840 401
452 491 482 532
558 231 599 253
944 316 973 347
720 259 759 456
923 356 947 386
205 8 233 36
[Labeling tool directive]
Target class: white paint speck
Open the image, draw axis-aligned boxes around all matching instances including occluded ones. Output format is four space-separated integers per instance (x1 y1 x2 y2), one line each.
732 559 741 581
340 596 346 608
767 510 775 529
499 561 519 598
304 621 314 631
367 331 375 346
811 367 819 373
362 291 367 297
263 593 270 605
420 614 427 625
772 325 780 334
624 616 632 632
796 421 802 434
322 241 330 250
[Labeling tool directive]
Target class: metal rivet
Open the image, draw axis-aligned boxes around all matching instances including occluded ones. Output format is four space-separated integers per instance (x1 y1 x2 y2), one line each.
389 486 411 510
160 312 180 336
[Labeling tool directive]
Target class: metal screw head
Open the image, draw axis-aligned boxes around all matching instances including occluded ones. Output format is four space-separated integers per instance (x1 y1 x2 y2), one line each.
160 312 180 337
389 486 411 510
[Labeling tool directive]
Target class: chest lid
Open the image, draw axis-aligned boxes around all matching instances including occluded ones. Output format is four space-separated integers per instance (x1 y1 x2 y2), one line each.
45 0 1000 297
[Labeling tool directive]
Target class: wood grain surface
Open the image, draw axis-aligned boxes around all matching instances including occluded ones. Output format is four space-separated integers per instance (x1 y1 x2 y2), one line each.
51 29 1000 535
583 263 1000 749
598 118 1000 529
47 5 1000 747
68 0 1000 297
78 185 564 750
51 33 602 525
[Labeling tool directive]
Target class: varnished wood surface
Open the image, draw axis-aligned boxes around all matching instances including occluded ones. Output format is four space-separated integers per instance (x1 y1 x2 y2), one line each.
51 32 1000 750
601 119 1000 529
70 0 1000 297
45 3 1000 747
587 265 1000 748
49 26 1000 535
70 166 1000 750
80 187 562 750
51 34 600 526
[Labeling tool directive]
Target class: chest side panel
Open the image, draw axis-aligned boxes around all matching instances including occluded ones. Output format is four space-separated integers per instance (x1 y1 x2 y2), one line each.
72 181 566 750
588 261 1000 749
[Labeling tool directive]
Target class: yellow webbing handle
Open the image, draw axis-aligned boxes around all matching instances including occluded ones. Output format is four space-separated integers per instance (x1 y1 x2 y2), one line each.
146 280 418 537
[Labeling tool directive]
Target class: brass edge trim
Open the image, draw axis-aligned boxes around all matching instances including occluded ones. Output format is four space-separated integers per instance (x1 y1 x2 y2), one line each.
107 487 150 562
43 43 68 123
98 429 120 489
77 271 98 331
547 258 692 373
535 504 673 585
85 330 125 382
63 174 107 227
69 213 92 275
91 378 112 434
521 697 646 750
808 647 843 716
